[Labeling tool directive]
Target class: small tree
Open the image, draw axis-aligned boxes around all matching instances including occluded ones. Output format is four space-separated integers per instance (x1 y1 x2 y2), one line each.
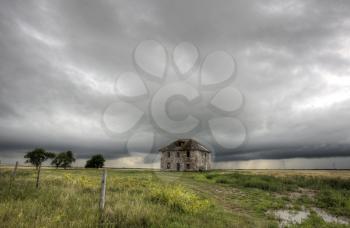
51 153 64 168
63 151 76 169
24 148 55 188
85 154 105 168
51 151 76 169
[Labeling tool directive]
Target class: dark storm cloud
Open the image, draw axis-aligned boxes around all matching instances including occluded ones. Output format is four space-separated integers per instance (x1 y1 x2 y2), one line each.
215 144 350 161
1 0 350 166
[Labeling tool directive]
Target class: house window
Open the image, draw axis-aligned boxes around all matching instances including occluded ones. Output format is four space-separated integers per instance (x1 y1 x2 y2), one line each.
167 163 171 169
167 152 170 158
176 152 180 157
187 151 190 157
205 153 207 159
186 163 190 169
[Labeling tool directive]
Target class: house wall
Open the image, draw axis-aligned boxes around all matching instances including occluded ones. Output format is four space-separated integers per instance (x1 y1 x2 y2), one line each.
160 150 211 171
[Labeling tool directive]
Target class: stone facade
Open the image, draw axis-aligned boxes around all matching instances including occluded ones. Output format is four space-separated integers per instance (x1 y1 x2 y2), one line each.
159 139 211 171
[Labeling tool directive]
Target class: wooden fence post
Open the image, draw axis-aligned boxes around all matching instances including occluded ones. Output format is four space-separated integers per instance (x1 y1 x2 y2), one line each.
9 161 18 188
99 168 107 210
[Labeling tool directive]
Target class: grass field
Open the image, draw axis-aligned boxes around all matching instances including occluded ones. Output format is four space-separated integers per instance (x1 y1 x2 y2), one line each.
1 167 350 227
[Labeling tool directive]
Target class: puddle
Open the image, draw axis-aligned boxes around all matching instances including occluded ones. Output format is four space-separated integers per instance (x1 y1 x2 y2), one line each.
312 208 349 225
272 208 349 227
274 210 309 227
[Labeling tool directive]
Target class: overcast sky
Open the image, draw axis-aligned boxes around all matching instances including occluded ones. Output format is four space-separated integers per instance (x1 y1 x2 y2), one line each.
1 0 350 168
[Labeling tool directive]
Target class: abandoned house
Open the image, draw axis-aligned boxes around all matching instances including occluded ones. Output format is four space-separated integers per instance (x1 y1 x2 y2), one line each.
159 139 211 171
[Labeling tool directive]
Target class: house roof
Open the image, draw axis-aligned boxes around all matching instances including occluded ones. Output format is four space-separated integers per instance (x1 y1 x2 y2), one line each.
159 139 210 153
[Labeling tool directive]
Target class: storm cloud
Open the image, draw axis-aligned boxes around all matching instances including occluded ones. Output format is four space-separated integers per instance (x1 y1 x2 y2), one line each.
1 0 350 168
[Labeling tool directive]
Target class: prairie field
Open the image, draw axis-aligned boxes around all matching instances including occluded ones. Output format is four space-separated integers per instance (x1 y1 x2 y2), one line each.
0 167 350 228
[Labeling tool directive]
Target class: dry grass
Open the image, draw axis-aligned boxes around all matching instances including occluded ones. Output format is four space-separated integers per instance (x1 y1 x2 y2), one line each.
236 169 350 179
1 167 349 227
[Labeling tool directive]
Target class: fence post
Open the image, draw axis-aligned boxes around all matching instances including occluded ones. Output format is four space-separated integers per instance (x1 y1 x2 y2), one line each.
99 168 107 210
9 161 18 188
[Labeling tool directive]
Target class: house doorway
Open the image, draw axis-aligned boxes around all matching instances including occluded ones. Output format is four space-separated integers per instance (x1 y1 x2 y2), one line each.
176 163 180 171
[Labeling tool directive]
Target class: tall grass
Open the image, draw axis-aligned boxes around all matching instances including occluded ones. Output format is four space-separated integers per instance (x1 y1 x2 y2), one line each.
316 189 350 217
202 172 350 192
2 168 348 227
0 168 240 228
195 171 350 217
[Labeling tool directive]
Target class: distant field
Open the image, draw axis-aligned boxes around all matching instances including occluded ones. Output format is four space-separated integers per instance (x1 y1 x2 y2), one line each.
241 169 350 179
0 167 350 227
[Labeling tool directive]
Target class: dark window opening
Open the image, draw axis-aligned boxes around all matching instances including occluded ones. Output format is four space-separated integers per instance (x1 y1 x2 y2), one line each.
167 152 170 158
176 152 180 157
177 141 184 147
186 163 190 169
167 163 170 169
177 163 180 171
187 151 190 157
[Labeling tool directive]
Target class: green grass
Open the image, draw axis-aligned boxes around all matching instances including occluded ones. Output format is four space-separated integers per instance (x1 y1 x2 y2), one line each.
200 171 350 192
191 171 350 218
289 211 348 228
0 168 349 227
316 189 350 217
